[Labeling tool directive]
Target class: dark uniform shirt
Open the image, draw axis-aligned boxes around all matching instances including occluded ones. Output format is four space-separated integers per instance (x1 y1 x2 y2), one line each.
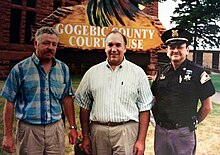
151 59 215 126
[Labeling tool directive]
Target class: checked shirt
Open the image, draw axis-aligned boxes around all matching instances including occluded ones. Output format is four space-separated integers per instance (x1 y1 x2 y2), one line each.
1 53 74 124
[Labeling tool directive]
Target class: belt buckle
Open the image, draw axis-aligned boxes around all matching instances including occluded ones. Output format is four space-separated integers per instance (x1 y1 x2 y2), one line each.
107 122 111 126
175 123 179 129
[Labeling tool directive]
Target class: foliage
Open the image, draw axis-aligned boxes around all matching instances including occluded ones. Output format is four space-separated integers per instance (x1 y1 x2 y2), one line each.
0 81 10 155
171 0 220 49
142 0 220 49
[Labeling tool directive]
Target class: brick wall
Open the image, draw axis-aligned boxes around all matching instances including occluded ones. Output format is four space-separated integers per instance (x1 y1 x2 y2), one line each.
0 0 11 44
187 51 220 71
0 0 55 79
148 50 158 75
0 61 10 79
0 0 159 79
203 53 213 68
142 1 158 17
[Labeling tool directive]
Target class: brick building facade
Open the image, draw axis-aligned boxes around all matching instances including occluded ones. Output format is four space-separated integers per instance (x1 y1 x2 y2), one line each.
1 1 219 79
0 0 83 79
0 0 162 79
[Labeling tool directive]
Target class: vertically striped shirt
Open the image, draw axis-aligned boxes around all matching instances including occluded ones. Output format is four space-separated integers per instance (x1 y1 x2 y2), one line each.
75 58 154 122
1 53 74 124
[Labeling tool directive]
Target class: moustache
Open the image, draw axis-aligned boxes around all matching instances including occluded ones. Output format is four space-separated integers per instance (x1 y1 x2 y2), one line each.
171 52 180 56
45 50 54 54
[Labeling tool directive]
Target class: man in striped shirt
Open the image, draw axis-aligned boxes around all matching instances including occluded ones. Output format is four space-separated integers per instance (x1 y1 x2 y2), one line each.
1 26 78 154
75 29 154 155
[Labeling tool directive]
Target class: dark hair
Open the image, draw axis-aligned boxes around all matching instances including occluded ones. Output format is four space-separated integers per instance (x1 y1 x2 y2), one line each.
105 29 127 45
35 26 59 40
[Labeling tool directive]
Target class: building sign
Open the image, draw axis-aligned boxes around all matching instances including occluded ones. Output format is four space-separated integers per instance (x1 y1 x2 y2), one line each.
55 23 162 51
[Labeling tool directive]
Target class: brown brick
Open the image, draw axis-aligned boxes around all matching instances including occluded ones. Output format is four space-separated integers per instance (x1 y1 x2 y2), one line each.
0 0 160 79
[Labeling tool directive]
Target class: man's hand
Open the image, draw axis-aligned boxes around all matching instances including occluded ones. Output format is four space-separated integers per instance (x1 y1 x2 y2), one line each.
68 128 78 145
133 140 145 155
147 75 156 81
2 135 15 153
82 136 92 154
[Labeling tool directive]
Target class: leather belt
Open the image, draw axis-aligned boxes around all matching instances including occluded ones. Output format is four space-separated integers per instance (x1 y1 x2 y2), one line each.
92 120 132 126
157 121 189 130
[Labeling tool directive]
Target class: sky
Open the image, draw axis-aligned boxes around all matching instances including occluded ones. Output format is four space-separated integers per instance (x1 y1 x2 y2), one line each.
158 0 220 29
158 0 179 29
158 0 219 50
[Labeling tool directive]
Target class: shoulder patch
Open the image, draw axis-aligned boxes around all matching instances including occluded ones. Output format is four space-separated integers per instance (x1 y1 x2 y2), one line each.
200 71 211 84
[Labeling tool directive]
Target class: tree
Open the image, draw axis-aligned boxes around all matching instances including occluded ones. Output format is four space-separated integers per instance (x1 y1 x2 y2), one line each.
171 0 220 50
142 0 220 50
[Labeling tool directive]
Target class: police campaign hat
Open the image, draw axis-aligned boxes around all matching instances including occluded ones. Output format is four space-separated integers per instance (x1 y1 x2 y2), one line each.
161 28 193 45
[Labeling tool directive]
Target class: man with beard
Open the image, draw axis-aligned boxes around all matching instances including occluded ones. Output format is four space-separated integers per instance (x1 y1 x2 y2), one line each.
1 26 78 154
151 28 215 155
75 29 154 155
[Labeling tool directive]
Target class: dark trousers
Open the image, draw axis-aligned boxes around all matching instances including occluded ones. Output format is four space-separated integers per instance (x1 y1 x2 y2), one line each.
154 125 196 155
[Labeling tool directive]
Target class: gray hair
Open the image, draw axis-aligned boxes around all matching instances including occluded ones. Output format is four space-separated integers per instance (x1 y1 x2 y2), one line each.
35 26 59 40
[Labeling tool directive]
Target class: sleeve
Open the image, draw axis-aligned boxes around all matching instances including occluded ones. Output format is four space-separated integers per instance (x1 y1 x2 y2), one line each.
74 70 93 110
0 66 20 103
197 70 215 101
136 69 154 111
61 64 74 99
151 67 163 96
151 74 159 96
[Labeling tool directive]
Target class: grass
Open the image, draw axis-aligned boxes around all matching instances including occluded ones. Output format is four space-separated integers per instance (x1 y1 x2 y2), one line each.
0 77 82 155
0 74 220 155
196 102 220 155
210 74 220 92
145 102 220 155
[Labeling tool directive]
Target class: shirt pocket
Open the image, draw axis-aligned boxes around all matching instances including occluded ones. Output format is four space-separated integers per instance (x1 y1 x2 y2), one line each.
177 80 195 95
50 81 66 100
22 81 39 102
119 81 137 104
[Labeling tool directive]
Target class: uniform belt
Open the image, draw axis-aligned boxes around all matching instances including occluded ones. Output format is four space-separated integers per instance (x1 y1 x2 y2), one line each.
92 120 132 126
157 121 189 130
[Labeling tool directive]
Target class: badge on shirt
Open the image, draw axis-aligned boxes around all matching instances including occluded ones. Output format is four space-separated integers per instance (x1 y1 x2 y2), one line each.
179 75 182 83
200 71 211 84
160 74 165 80
184 69 192 81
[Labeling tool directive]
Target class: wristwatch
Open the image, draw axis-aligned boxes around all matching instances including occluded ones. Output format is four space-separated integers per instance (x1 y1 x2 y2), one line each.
69 125 77 129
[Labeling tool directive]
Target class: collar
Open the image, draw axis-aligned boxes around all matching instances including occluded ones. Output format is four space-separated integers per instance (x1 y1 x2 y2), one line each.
31 53 56 67
31 53 40 65
175 59 189 72
162 59 189 75
105 57 126 69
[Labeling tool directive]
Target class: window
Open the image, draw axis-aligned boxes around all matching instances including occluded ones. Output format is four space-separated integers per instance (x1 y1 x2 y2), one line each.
10 9 21 43
193 51 203 65
10 0 37 45
196 52 203 65
212 52 219 69
54 0 62 10
11 0 22 5
26 0 36 8
25 11 36 44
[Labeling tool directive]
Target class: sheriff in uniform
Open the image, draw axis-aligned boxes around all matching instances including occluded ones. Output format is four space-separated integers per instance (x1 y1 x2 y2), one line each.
151 28 215 155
